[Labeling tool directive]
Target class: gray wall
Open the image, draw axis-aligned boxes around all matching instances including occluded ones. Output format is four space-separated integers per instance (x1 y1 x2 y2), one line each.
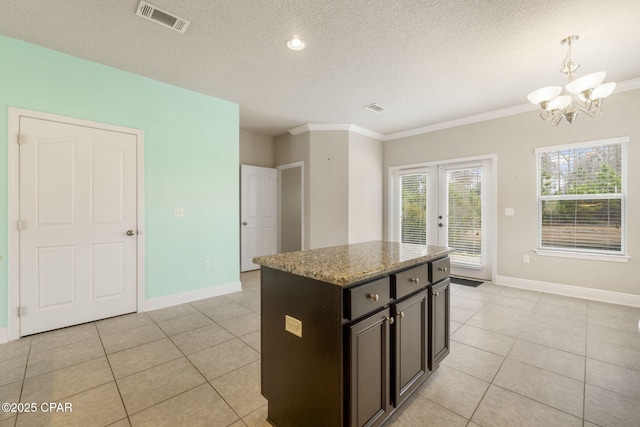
275 132 312 249
240 129 274 167
349 132 383 243
384 89 639 295
280 166 302 252
309 131 350 249
275 129 384 250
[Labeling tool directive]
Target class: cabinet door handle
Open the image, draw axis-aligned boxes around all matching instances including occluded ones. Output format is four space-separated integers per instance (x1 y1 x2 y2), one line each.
409 277 420 284
438 267 448 273
367 294 379 301
386 316 395 325
434 291 440 297
397 311 405 318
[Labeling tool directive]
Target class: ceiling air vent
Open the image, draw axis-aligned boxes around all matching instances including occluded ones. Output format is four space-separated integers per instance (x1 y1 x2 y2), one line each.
136 1 191 34
364 103 388 113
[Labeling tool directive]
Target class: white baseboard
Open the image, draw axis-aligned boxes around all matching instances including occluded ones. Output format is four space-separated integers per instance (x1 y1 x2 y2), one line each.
0 328 8 344
495 275 640 308
142 281 242 312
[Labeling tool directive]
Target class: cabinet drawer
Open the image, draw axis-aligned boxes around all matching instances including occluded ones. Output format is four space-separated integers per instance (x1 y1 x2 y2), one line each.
429 257 450 284
345 277 391 321
393 264 428 299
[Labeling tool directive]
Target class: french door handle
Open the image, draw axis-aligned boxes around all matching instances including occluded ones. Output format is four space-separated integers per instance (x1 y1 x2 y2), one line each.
438 223 444 227
126 230 135 236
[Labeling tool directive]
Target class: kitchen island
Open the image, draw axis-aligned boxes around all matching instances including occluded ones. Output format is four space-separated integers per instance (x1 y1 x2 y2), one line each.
254 241 452 427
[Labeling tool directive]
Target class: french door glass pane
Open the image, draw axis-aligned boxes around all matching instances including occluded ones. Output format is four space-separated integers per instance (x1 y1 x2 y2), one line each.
448 168 482 266
401 173 428 245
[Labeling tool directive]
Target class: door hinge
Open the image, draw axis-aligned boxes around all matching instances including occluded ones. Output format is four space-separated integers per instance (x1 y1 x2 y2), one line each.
18 306 26 317
17 220 24 231
17 133 24 144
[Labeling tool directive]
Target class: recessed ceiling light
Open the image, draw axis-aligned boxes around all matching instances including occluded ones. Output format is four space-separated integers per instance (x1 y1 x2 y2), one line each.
287 36 305 51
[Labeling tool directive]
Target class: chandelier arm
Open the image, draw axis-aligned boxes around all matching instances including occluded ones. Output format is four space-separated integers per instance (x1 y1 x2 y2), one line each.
572 103 596 118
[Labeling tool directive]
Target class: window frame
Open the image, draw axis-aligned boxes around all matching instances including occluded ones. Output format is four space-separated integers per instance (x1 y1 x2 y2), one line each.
535 136 629 261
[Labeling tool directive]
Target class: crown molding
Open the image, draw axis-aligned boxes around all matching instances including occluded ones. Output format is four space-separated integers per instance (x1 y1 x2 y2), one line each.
287 78 640 142
288 124 385 140
384 104 537 141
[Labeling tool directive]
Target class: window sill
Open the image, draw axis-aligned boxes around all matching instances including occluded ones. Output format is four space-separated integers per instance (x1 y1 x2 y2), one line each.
534 249 630 263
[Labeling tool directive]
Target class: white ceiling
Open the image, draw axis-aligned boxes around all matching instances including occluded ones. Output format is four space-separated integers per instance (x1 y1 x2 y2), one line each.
2 0 640 137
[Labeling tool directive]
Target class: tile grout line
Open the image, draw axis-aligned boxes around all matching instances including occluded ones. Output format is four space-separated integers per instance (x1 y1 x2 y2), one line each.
96 320 134 426
457 283 588 425
124 284 261 425
150 311 246 423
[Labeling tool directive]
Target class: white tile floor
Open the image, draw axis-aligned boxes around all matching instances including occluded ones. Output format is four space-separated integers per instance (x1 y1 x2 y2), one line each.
1 272 639 426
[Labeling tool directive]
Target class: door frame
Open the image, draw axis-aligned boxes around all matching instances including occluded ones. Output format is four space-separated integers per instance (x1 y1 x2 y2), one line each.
276 161 305 252
7 108 145 341
387 154 497 282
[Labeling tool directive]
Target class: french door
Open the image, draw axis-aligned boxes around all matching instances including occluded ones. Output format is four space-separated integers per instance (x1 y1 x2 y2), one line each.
393 160 492 281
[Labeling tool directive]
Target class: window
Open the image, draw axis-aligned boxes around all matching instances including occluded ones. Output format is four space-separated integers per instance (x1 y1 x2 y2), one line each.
536 137 627 256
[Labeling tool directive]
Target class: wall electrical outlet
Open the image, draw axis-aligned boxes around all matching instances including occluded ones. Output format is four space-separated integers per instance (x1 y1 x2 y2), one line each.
523 255 530 264
505 208 515 216
173 208 184 218
204 260 211 269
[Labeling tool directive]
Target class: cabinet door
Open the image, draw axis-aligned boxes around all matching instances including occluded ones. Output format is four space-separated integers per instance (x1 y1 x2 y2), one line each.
393 289 429 407
430 279 450 370
348 308 392 427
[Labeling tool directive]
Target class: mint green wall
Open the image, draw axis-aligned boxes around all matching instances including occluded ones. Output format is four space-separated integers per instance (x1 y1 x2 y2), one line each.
0 36 239 328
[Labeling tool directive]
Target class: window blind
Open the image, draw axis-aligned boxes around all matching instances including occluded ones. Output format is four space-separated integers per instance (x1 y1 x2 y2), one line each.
400 173 428 245
536 139 626 254
447 168 483 266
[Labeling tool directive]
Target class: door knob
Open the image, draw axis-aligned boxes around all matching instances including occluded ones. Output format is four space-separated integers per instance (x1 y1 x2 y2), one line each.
242 222 248 226
438 223 444 227
126 230 135 236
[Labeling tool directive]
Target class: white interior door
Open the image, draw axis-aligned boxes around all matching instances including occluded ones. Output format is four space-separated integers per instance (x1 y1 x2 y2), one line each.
394 159 493 281
19 116 138 336
241 165 278 271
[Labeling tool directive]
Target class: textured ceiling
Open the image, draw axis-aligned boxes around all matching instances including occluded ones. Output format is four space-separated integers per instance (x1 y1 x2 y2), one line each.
2 0 640 137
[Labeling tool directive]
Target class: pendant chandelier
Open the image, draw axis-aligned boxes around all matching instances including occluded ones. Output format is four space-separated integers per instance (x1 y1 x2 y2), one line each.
527 35 616 126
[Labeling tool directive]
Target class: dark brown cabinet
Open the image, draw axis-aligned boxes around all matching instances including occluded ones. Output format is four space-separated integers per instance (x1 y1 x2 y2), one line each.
393 289 428 407
430 278 450 369
260 254 450 427
348 308 392 427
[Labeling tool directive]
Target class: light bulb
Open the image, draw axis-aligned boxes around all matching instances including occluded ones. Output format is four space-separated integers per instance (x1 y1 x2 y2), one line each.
287 36 305 51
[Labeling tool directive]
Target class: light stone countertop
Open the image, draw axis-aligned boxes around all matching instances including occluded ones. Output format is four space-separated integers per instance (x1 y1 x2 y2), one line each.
253 241 452 287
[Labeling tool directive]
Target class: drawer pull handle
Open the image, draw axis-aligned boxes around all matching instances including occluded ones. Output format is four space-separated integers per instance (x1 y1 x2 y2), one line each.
386 316 395 325
438 267 448 273
409 278 420 284
397 311 405 318
367 294 379 301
